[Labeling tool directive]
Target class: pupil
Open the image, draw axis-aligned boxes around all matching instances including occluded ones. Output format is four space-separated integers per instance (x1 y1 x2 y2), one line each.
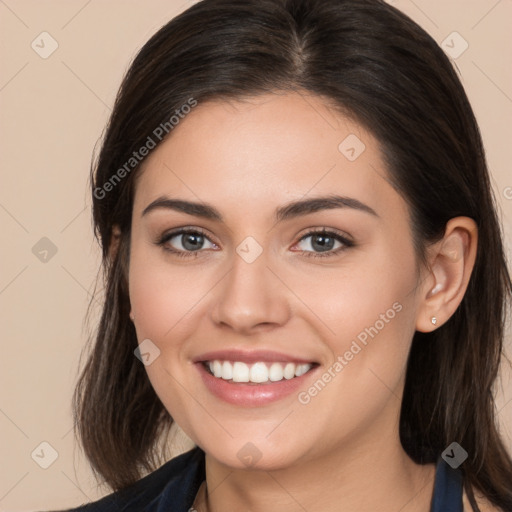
312 234 334 252
183 233 203 251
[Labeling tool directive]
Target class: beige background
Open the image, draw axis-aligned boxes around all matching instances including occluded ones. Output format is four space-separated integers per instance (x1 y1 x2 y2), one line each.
0 0 511 510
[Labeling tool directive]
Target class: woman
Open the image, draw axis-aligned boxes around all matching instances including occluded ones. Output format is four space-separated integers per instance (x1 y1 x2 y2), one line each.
65 0 512 510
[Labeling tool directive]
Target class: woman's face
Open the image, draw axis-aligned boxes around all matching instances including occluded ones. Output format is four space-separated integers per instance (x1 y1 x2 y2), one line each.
128 92 426 470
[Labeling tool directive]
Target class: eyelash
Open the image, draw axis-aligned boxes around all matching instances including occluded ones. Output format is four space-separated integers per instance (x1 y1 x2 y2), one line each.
155 227 354 259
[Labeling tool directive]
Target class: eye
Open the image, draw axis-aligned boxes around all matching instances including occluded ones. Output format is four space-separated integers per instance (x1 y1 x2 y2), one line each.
293 229 354 258
155 227 353 259
156 228 218 258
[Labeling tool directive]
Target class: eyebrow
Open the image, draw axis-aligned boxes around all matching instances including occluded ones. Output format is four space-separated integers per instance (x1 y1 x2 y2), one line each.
141 194 378 222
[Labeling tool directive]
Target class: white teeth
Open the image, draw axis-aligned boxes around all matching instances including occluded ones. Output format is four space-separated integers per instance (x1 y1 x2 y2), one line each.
283 362 296 380
206 360 313 383
269 362 284 382
232 362 249 382
222 360 233 380
249 362 269 383
212 360 222 378
295 364 310 377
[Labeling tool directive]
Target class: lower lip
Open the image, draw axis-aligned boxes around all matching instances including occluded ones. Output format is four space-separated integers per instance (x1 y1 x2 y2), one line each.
196 362 319 407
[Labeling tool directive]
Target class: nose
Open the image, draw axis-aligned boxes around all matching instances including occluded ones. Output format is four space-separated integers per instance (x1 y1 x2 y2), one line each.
210 245 291 334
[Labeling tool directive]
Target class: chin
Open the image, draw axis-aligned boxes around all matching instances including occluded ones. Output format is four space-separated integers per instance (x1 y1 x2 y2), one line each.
201 435 311 472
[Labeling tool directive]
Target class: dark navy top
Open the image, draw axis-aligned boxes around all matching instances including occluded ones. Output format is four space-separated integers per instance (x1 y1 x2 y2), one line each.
62 447 463 512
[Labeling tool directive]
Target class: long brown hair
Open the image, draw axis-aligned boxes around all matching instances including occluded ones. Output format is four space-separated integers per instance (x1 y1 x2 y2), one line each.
73 0 512 509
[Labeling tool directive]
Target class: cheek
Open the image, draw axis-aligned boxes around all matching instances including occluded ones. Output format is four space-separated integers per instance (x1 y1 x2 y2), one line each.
289 272 417 445
293 251 417 349
127 247 204 426
290 247 419 401
128 242 209 342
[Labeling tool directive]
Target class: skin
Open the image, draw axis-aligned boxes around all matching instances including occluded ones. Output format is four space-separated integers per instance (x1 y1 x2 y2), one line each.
125 91 478 512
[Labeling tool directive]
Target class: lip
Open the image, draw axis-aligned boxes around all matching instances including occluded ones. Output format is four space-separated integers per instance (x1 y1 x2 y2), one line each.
195 360 320 407
193 349 317 365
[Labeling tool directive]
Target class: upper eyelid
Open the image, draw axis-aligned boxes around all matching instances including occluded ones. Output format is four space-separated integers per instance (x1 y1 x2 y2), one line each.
160 226 212 239
159 227 216 246
295 229 353 251
158 226 352 249
297 227 352 241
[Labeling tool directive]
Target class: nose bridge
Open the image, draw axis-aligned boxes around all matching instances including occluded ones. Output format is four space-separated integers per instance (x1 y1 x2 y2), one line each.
211 237 290 331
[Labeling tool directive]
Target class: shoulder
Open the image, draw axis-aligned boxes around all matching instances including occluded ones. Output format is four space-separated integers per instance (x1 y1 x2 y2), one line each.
60 446 205 512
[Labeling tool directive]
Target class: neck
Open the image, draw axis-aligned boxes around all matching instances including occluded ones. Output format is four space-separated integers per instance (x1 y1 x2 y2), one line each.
198 421 436 512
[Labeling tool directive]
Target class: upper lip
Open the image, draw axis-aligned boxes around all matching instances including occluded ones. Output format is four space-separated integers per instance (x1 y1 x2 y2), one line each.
193 349 318 365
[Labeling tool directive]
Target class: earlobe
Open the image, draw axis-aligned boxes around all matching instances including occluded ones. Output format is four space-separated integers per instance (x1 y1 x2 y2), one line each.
415 217 478 333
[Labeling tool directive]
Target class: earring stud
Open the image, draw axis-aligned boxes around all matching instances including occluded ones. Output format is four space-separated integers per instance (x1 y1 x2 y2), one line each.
431 317 437 325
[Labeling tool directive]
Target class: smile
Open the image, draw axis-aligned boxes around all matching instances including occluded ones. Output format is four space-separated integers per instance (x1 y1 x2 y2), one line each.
196 358 320 407
204 360 315 384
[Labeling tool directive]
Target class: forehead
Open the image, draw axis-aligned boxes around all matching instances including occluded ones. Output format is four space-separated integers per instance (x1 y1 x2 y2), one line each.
133 92 403 223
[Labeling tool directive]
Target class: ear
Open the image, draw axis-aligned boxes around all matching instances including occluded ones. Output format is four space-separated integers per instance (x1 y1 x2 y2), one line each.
415 217 478 332
108 225 135 322
108 224 122 260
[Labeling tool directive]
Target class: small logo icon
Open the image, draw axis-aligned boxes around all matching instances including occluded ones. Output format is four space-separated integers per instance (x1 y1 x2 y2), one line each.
31 441 59 469
441 32 468 59
442 441 468 469
31 32 59 59
236 442 262 467
236 236 263 264
504 187 512 200
32 237 58 263
338 134 366 161
134 339 161 366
